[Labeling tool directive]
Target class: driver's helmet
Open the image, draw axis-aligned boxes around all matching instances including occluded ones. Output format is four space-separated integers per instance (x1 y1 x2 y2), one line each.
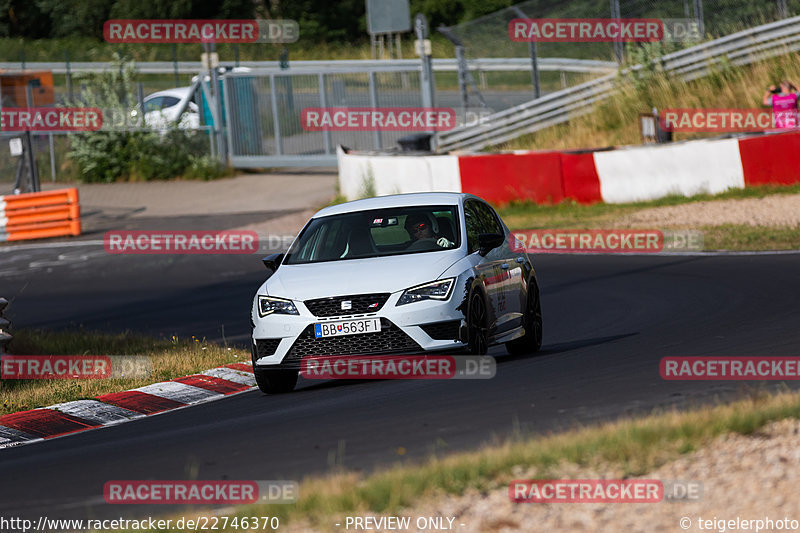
404 212 439 238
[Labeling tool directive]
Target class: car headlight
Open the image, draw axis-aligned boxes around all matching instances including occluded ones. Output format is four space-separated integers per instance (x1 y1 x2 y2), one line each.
396 278 455 306
257 295 299 317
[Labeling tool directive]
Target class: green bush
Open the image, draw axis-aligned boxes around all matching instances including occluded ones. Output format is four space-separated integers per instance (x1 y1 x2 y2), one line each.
66 55 226 182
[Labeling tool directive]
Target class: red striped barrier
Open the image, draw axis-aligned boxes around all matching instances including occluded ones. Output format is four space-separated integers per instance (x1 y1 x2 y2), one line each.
337 131 800 206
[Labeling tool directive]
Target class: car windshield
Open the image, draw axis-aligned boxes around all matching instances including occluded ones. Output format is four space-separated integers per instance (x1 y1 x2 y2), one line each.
284 205 460 265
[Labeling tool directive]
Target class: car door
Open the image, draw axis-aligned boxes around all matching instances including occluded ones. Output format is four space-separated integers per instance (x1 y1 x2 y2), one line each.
485 202 527 324
464 199 506 336
471 200 524 334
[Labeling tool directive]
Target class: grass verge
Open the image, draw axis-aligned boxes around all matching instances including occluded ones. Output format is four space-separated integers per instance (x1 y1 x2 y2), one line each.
497 185 800 251
0 329 246 416
183 387 800 532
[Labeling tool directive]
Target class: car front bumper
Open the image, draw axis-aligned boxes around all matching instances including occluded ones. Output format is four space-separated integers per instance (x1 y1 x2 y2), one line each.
251 289 467 368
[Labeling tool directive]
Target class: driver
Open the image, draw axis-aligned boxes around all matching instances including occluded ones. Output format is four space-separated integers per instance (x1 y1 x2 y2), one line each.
404 213 454 248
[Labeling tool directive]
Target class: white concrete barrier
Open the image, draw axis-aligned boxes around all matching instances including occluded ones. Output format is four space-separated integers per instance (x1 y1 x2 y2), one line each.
593 138 746 204
337 146 461 200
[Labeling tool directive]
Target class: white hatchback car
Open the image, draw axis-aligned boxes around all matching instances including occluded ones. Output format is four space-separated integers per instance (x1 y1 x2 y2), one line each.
140 87 200 130
250 192 542 393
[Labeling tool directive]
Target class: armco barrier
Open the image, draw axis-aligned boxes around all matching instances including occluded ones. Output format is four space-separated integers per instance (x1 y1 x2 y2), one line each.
0 298 11 355
0 189 81 242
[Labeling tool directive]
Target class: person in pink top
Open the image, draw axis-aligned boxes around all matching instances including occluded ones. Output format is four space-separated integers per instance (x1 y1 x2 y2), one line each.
762 80 800 129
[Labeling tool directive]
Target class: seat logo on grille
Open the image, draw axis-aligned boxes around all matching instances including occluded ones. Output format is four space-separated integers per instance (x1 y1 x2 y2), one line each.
341 300 352 310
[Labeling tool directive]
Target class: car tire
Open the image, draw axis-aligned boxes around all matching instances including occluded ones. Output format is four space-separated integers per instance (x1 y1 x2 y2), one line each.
506 278 543 355
467 289 489 355
254 366 298 394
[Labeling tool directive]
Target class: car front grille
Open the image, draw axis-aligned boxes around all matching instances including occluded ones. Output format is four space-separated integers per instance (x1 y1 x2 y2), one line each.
304 293 390 317
420 320 462 341
285 318 421 360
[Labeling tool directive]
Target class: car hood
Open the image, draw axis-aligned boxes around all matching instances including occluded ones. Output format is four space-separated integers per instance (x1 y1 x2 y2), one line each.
263 251 463 301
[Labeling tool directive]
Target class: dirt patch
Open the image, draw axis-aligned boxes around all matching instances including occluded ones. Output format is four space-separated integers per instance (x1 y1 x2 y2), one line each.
280 418 800 532
614 193 800 228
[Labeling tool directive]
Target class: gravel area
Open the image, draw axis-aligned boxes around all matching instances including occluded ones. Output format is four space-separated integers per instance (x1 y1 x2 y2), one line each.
615 193 800 228
281 418 800 533
42 170 336 218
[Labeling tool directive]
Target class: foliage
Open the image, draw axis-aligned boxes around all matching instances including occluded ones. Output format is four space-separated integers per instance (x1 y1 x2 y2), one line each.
66 54 224 182
0 0 252 39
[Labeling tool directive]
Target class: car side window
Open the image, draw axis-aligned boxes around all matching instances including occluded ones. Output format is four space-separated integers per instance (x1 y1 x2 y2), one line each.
161 96 180 109
464 201 482 254
143 97 162 113
474 201 503 235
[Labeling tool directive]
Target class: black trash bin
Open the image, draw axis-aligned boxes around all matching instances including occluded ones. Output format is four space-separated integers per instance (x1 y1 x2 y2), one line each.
397 133 433 152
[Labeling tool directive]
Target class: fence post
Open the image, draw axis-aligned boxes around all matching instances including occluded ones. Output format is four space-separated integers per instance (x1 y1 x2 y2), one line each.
25 84 41 193
137 83 145 127
610 0 624 64
65 50 74 101
511 6 540 98
319 73 332 155
172 44 179 87
269 74 283 156
49 133 56 182
415 14 435 109
368 71 382 150
694 0 705 35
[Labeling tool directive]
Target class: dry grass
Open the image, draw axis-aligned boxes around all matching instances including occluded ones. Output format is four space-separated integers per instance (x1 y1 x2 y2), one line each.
0 329 246 416
503 51 800 151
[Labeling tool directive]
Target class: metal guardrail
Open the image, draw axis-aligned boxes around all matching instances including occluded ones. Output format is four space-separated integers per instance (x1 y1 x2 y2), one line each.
0 58 618 75
0 298 11 355
437 15 800 152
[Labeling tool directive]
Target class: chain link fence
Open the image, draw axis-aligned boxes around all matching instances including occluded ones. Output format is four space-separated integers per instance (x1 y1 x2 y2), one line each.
439 0 800 100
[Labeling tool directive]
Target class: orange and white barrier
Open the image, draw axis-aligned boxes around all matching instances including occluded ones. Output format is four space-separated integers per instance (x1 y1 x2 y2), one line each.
0 189 81 242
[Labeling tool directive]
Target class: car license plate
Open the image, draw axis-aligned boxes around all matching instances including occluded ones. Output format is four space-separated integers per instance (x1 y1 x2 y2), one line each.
314 318 381 338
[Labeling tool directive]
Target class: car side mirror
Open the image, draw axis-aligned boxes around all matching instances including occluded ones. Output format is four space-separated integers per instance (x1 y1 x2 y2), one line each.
262 253 284 272
478 233 504 256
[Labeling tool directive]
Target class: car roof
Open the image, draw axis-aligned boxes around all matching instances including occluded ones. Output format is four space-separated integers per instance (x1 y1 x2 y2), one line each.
144 87 192 101
313 192 480 218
